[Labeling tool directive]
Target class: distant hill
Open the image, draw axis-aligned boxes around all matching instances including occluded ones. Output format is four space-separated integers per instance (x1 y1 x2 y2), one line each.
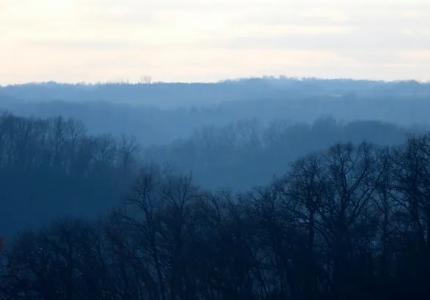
1 78 430 146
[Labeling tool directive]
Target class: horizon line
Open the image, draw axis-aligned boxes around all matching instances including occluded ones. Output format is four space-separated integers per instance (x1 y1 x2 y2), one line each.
1 76 429 87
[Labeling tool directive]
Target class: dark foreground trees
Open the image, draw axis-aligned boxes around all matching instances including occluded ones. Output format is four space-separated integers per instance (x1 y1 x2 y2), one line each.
2 135 430 300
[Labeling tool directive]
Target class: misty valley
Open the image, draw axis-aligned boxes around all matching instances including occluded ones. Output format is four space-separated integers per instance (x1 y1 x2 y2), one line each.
1 78 430 299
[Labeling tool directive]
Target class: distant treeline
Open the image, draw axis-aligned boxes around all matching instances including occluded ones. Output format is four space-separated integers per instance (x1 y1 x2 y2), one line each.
2 78 430 109
145 118 413 190
1 78 430 146
2 134 430 299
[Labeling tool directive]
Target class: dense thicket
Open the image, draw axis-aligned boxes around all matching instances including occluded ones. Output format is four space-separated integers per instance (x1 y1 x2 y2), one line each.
2 135 430 300
0 113 138 236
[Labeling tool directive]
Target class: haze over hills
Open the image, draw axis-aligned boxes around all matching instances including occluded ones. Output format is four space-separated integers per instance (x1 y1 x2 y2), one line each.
2 0 430 297
3 78 430 300
1 78 430 147
1 77 429 236
2 77 430 108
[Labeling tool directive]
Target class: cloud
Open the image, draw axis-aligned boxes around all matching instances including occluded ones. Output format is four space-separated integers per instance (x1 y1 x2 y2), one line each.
0 0 429 83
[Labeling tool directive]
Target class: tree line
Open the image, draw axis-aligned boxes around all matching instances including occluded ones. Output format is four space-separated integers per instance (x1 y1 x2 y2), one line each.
0 113 138 235
1 112 413 238
2 133 430 299
2 78 430 148
146 118 410 190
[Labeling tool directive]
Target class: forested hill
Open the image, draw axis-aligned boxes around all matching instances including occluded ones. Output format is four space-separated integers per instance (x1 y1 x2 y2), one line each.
1 78 430 146
144 118 415 190
3 130 430 300
0 114 139 236
0 113 420 236
1 78 430 108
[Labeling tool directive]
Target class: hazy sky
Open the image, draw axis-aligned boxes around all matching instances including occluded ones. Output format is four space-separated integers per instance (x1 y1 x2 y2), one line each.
0 0 429 84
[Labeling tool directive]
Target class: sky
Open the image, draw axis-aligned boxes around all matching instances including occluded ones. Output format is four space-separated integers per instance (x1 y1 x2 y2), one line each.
0 0 429 84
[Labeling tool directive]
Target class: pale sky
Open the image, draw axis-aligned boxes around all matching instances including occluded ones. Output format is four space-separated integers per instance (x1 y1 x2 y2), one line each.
0 0 429 84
